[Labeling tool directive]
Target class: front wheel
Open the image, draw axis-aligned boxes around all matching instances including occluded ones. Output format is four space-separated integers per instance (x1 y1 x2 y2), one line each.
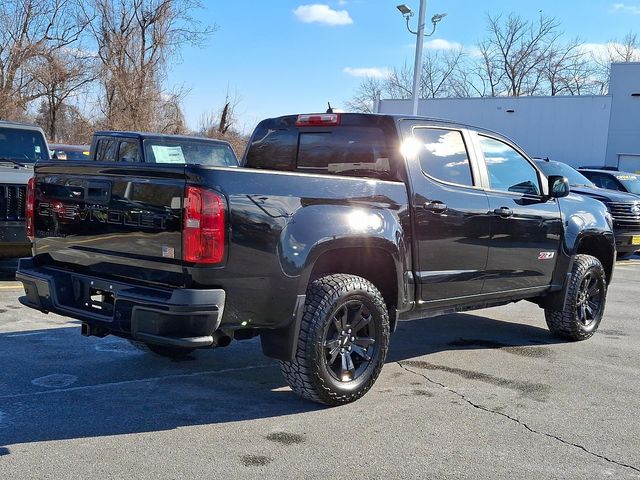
544 254 607 341
280 274 390 406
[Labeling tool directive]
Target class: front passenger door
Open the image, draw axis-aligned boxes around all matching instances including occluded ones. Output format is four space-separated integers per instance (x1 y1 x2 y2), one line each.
475 134 563 293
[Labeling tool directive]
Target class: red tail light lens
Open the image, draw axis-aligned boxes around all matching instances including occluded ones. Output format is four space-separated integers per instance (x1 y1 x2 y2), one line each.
26 177 36 239
183 186 225 264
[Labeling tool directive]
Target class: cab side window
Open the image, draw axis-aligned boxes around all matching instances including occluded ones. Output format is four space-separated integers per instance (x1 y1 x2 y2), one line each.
94 139 117 162
413 128 474 187
478 135 540 195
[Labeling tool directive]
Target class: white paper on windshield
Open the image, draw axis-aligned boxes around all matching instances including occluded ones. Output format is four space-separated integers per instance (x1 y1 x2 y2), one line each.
151 145 185 164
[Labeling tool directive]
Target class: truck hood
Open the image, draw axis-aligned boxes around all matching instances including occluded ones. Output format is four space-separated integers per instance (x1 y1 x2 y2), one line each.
570 185 639 204
0 164 34 184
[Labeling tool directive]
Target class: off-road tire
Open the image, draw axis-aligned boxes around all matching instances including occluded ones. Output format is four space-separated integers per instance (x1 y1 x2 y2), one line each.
129 340 196 358
544 254 607 341
280 274 390 406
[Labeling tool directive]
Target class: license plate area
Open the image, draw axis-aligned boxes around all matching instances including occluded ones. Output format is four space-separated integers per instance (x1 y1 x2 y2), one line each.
68 275 117 319
87 288 115 315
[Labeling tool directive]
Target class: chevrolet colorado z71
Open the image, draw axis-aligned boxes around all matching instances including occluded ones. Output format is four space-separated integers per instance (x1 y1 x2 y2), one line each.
0 121 49 259
17 114 615 405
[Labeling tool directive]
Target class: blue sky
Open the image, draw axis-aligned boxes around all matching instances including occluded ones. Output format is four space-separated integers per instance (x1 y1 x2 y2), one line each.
171 1 640 132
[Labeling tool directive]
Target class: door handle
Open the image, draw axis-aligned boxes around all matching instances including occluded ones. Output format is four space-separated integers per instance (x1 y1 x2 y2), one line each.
424 201 447 213
493 207 513 218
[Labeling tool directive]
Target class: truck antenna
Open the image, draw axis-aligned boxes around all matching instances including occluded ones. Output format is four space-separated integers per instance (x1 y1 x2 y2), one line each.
326 102 334 114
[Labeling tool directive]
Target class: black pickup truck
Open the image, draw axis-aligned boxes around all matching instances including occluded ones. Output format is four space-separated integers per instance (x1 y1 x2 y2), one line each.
17 114 615 405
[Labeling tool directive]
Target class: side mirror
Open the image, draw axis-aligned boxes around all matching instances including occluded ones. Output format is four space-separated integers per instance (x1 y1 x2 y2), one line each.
548 175 570 198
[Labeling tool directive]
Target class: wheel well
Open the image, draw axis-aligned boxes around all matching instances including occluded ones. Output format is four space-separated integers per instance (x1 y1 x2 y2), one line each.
310 247 398 326
576 236 614 283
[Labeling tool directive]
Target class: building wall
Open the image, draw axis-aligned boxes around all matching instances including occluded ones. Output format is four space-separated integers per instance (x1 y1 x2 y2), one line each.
606 62 640 172
377 62 640 169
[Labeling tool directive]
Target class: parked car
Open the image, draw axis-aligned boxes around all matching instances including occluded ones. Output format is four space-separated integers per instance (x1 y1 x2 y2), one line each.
579 168 640 196
0 121 49 259
49 143 90 161
17 114 615 405
535 159 640 259
89 131 239 165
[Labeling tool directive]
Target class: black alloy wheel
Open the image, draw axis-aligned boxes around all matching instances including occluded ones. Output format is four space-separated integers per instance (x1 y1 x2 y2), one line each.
322 300 378 383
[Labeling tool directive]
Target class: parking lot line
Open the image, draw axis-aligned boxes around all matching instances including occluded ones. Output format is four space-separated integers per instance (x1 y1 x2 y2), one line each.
0 363 275 400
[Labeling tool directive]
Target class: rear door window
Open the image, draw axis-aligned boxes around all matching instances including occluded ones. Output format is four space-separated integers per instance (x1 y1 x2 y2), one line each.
118 141 140 162
413 128 474 186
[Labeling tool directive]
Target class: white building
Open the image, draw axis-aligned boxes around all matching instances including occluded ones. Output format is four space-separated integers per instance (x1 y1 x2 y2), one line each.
377 62 640 172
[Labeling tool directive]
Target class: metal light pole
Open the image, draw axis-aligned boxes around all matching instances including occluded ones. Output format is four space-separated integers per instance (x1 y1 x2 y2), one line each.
397 4 447 116
411 0 427 116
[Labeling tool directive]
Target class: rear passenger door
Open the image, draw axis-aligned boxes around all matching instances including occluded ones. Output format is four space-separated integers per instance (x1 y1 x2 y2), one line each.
402 123 492 303
473 133 563 293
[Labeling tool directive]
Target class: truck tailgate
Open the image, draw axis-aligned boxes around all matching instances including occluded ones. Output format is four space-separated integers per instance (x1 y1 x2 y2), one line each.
33 163 187 287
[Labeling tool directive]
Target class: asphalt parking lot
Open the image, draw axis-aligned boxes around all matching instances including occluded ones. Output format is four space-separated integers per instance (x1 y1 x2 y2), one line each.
0 258 639 479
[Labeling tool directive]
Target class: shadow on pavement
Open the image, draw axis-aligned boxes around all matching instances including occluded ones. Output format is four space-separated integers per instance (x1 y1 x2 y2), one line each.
0 259 18 281
0 311 562 449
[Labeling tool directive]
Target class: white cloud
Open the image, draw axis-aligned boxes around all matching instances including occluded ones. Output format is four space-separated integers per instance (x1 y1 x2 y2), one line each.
609 3 640 14
580 42 640 60
293 4 353 26
343 67 391 78
424 39 463 51
409 38 482 57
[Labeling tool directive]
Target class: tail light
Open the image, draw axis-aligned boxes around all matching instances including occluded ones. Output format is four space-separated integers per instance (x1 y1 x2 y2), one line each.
183 185 225 264
25 177 36 239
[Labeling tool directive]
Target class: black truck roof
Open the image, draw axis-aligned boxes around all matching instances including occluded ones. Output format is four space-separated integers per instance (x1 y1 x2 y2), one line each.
259 113 516 143
93 131 232 146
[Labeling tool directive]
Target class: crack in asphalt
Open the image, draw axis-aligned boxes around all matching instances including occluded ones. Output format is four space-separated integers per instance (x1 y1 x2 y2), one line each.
397 361 640 475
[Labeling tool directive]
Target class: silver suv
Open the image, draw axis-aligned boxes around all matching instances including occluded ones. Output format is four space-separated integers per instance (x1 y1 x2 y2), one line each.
0 121 49 259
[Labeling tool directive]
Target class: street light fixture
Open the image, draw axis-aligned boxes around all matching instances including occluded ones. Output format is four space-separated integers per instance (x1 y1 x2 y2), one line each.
396 2 447 115
396 4 413 16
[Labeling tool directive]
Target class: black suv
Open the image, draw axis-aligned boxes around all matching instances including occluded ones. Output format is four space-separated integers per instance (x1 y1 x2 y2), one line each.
579 169 640 197
536 160 640 258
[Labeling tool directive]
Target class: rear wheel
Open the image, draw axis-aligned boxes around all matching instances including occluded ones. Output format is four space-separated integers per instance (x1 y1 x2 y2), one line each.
129 340 196 358
544 254 606 341
280 274 389 406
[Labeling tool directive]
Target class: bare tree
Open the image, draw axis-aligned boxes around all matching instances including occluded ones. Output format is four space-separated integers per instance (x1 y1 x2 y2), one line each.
345 50 468 113
31 49 96 140
609 32 640 62
85 0 214 131
476 13 562 96
345 77 383 113
420 48 466 98
0 0 87 119
198 90 247 156
542 38 599 95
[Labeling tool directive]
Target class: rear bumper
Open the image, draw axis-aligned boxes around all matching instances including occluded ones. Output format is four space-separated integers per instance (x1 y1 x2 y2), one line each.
16 258 225 348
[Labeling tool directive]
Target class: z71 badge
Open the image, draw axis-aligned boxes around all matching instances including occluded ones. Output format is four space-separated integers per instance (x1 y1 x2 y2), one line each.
538 252 555 260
